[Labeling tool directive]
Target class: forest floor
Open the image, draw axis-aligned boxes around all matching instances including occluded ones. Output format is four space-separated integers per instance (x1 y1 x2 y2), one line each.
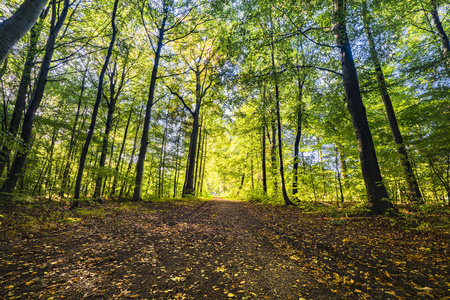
0 198 449 299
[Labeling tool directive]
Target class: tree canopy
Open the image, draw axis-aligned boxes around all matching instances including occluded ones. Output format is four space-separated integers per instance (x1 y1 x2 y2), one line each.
0 0 449 214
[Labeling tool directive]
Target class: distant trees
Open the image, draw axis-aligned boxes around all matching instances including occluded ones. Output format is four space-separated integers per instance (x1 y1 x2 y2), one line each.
0 0 448 211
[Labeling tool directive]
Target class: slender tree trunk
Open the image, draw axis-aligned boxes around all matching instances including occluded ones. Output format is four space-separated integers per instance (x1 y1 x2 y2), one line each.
200 134 207 194
44 119 58 198
430 0 450 57
261 89 267 193
158 113 169 198
0 0 69 195
196 123 206 194
194 119 202 194
73 0 118 204
335 147 344 204
0 12 47 177
362 2 423 204
180 67 204 197
0 0 49 64
173 130 181 198
93 67 119 198
333 0 394 214
133 16 167 201
270 121 278 196
293 76 304 195
261 125 267 193
111 109 132 195
271 41 294 206
251 157 254 190
103 115 119 195
0 59 8 134
337 144 347 180
183 112 199 196
120 105 143 198
60 62 89 197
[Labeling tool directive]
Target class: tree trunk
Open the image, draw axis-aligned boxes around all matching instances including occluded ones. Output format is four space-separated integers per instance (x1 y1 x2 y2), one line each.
0 12 47 177
120 105 143 198
183 112 199 196
158 112 169 198
270 121 278 196
430 0 450 57
133 16 167 201
362 2 422 204
196 123 206 194
73 0 118 204
173 130 182 198
0 0 69 195
271 41 294 206
261 124 267 193
93 64 119 198
60 62 88 197
0 0 49 64
335 146 345 204
194 119 202 194
293 76 304 195
199 134 207 195
261 88 267 193
111 109 132 195
333 0 395 214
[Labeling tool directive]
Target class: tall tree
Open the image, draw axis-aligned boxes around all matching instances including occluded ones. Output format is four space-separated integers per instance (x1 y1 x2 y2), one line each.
333 0 395 214
0 0 70 195
362 1 422 204
73 0 119 202
429 0 450 57
167 35 216 197
0 10 48 177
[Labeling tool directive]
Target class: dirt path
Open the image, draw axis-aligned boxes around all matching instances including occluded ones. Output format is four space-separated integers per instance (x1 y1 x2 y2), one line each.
0 198 449 299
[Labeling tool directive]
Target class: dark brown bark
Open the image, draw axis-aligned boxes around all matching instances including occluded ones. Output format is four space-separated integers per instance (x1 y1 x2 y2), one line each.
430 0 450 57
59 62 88 197
196 122 206 194
271 40 294 206
173 130 182 198
362 2 422 204
0 11 47 178
261 124 267 193
293 75 304 195
261 88 267 193
337 144 347 181
183 111 200 196
158 112 169 198
335 146 344 204
333 0 395 214
0 0 49 63
199 134 207 195
194 119 202 194
270 121 278 196
73 0 118 202
94 60 124 198
111 109 132 195
133 15 167 201
0 0 69 194
120 105 143 198
170 61 212 197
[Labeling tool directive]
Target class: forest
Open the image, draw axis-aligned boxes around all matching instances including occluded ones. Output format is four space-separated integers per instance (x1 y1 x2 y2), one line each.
0 0 449 212
0 0 449 298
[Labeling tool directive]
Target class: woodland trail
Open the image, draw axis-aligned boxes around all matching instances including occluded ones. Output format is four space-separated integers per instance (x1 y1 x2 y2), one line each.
0 198 449 299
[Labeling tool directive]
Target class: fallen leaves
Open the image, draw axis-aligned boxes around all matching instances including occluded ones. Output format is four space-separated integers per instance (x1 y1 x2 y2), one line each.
0 200 449 299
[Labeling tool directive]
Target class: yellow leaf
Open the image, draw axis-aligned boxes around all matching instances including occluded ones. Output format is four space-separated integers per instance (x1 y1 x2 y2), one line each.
227 293 235 298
